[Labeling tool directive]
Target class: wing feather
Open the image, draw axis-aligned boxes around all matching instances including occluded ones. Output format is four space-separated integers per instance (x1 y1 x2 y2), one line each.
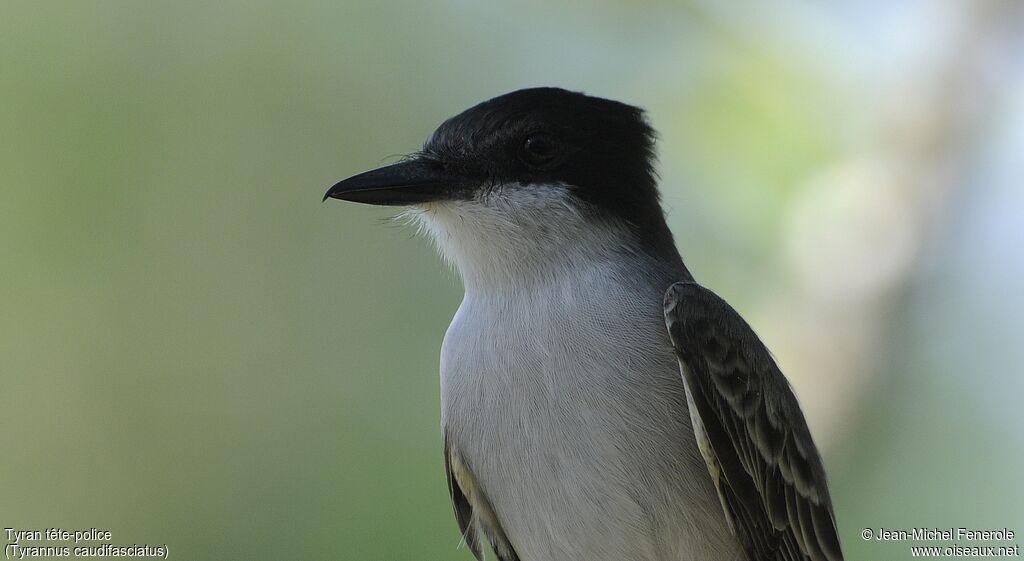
444 433 484 559
443 434 521 561
664 282 843 561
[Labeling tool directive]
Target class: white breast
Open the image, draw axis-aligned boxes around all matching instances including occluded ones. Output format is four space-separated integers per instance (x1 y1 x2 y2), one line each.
440 265 741 561
412 184 742 560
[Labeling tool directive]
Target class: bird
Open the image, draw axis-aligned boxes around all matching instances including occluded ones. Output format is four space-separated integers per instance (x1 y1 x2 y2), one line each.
324 87 843 561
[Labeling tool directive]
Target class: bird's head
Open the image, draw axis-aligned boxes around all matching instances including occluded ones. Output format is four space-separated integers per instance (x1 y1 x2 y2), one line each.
325 88 681 288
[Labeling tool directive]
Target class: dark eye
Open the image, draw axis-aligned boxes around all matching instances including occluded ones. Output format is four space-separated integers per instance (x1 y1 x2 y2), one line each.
520 134 558 168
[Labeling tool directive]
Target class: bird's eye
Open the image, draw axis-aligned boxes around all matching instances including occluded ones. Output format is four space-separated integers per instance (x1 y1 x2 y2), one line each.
520 134 558 168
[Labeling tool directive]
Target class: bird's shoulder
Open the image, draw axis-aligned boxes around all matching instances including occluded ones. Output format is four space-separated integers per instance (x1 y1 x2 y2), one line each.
663 281 843 561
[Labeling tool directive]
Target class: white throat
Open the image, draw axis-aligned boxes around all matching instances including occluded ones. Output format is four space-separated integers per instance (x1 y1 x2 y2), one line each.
405 183 645 293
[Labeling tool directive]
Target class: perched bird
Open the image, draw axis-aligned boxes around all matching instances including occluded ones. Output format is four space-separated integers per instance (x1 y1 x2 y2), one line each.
324 87 843 561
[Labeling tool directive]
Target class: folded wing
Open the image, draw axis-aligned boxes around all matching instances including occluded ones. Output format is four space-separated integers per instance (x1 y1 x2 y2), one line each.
663 282 843 561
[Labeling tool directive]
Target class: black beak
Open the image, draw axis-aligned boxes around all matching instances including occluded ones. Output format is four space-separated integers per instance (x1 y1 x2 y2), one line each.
323 158 471 206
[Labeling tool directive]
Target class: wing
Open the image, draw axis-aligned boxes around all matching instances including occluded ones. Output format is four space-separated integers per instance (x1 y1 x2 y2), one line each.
663 282 843 561
444 433 521 561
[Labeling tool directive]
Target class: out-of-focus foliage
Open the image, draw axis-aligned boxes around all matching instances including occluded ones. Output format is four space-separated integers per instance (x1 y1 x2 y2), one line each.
2 1 1021 559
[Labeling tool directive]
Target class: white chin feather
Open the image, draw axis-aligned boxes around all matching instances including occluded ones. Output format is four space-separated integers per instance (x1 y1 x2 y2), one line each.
399 183 635 291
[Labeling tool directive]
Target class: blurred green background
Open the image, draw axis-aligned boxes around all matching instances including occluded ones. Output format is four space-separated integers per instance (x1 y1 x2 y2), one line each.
3 1 1022 559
